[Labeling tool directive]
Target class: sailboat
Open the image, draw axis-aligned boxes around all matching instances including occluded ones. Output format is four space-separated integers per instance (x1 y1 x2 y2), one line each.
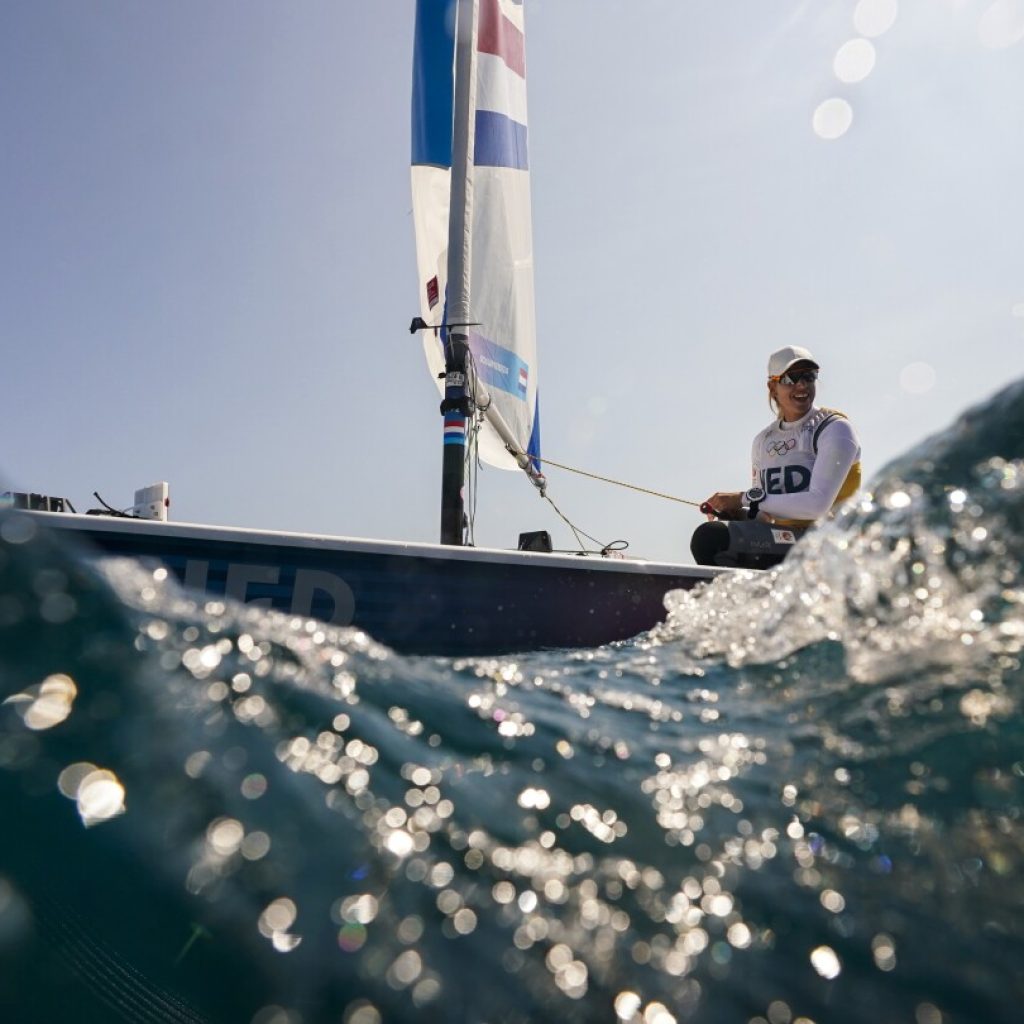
6 0 722 656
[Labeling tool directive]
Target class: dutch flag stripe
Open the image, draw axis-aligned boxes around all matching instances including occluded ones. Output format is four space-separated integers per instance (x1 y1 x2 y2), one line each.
477 51 527 125
478 0 525 78
474 110 528 169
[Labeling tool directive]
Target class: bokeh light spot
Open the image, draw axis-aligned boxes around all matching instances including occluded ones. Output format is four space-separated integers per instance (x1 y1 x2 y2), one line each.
813 98 853 140
208 817 245 856
260 898 297 934
241 772 268 799
5 674 77 730
899 361 936 395
615 991 642 1020
979 0 1024 49
343 1002 382 1024
854 0 899 37
811 944 842 979
76 769 127 827
834 38 877 82
338 922 367 952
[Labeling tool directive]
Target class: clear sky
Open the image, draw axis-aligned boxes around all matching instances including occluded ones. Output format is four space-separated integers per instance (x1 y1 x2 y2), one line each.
3 0 1023 563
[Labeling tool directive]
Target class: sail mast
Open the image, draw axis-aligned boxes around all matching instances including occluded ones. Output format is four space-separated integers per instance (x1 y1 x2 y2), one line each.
439 0 479 545
413 0 545 544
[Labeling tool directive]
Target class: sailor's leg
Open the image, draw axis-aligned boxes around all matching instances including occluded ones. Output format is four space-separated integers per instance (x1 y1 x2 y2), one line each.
719 521 805 569
690 521 731 565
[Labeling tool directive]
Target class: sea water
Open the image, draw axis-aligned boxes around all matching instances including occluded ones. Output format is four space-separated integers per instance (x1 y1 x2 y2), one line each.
2 382 1023 1024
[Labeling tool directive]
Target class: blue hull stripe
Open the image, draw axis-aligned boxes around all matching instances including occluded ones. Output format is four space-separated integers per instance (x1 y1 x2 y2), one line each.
62 522 708 656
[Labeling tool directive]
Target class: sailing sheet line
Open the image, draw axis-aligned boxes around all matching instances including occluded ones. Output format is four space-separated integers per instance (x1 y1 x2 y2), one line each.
502 448 704 509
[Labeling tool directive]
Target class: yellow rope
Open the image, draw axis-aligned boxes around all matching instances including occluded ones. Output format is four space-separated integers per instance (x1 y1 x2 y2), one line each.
533 455 703 509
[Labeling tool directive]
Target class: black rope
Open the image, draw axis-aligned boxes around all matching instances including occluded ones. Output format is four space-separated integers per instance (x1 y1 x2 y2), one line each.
541 490 629 558
88 492 137 518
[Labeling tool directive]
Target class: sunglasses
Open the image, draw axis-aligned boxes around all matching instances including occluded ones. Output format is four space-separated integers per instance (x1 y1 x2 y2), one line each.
775 369 818 386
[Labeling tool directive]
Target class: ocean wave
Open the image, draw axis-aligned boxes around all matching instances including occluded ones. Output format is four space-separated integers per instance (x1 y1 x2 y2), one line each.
1 380 1023 1023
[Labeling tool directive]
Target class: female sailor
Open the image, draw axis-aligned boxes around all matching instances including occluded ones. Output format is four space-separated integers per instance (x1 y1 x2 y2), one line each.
690 346 861 569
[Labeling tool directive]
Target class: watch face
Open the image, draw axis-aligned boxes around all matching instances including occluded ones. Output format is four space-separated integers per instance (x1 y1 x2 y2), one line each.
747 487 765 502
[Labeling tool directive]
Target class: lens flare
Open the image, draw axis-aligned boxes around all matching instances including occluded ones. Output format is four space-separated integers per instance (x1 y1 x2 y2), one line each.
834 38 877 83
899 362 937 395
812 98 854 140
854 0 899 37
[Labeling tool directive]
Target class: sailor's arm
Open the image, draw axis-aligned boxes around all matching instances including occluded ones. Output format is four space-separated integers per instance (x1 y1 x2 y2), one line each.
701 490 745 519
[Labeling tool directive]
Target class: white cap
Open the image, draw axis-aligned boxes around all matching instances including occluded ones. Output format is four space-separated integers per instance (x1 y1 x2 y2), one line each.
768 345 819 378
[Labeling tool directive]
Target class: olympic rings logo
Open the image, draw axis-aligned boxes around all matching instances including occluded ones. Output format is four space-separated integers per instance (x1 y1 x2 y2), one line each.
768 438 797 456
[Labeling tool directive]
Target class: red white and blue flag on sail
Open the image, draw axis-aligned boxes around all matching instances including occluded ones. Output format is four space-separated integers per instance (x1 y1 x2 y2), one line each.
411 0 541 472
475 0 528 170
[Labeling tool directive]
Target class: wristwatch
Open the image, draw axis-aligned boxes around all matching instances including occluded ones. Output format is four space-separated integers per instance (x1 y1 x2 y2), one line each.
745 486 765 519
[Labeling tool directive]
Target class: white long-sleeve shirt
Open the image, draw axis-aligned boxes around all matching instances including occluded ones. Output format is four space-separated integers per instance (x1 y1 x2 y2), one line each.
750 406 861 527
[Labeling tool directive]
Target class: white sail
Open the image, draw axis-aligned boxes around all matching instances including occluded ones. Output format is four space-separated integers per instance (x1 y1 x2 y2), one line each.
411 0 541 472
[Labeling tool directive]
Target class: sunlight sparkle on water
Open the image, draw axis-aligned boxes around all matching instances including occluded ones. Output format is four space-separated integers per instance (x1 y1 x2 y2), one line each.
259 897 296 933
56 762 93 799
518 786 551 810
872 933 898 971
74 767 126 826
810 945 842 979
6 484 1020 1022
386 829 416 857
241 831 271 861
208 816 245 856
343 1004 381 1024
3 673 77 730
259 897 303 953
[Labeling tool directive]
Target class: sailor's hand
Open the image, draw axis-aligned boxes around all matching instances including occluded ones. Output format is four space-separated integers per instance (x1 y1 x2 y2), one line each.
702 492 744 520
